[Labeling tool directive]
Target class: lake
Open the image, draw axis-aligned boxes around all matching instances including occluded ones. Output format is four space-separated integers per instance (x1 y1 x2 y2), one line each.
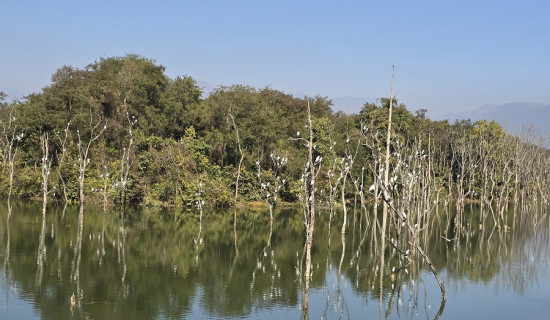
0 200 549 319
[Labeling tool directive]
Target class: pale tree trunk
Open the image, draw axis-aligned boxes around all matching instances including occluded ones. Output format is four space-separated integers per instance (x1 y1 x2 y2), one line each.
340 134 361 235
228 109 244 203
2 110 21 204
301 100 320 320
341 172 348 235
40 133 50 212
379 66 395 306
57 122 70 203
36 133 50 287
76 111 106 206
304 100 317 284
119 104 135 205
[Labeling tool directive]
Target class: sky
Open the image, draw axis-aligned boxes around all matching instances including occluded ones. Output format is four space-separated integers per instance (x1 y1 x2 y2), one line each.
1 0 550 118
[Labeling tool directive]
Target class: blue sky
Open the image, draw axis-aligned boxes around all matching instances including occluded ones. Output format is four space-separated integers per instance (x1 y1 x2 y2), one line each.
1 0 549 117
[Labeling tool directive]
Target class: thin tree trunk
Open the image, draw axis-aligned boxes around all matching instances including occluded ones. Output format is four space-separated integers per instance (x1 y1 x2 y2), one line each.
379 66 395 304
228 110 244 203
302 100 318 320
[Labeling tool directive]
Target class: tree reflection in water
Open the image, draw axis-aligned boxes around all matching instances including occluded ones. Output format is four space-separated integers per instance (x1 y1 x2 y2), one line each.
70 205 84 308
0 202 549 319
2 201 11 311
35 204 47 288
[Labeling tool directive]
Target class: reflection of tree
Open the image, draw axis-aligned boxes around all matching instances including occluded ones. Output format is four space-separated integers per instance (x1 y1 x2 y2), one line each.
301 240 310 320
336 232 350 318
118 207 128 298
2 202 11 310
225 209 238 288
35 133 53 289
99 211 106 267
70 205 84 307
35 205 47 287
1 202 549 319
194 198 204 264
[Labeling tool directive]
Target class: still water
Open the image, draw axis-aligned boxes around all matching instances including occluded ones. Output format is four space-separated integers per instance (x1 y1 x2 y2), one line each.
0 200 549 319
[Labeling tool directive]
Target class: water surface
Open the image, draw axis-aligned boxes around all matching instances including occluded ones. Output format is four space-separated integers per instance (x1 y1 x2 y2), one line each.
0 200 549 319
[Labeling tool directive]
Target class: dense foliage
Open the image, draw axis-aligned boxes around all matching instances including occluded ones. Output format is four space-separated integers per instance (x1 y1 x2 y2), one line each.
1 54 549 218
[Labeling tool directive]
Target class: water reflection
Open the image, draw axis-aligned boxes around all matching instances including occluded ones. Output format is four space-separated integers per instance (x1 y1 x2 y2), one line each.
225 209 238 289
35 205 47 287
2 201 11 313
119 207 128 299
0 201 549 319
70 205 84 308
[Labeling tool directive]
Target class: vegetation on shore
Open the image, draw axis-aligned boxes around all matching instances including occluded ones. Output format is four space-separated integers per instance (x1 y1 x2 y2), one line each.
1 54 548 216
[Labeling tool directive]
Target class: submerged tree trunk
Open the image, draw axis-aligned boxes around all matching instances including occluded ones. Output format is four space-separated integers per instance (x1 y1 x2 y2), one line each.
341 172 348 235
304 100 317 283
36 133 50 287
301 100 320 320
379 66 395 304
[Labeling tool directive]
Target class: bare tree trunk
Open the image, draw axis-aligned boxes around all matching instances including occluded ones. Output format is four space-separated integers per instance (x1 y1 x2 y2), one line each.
228 109 244 203
57 122 71 203
341 171 348 235
2 111 21 203
379 66 395 304
7 146 17 201
40 133 50 210
301 100 320 320
304 100 317 283
38 133 50 285
76 111 106 206
120 109 135 205
37 133 49 286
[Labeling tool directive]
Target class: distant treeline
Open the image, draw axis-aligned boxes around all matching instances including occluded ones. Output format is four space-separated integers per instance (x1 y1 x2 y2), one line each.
1 54 549 212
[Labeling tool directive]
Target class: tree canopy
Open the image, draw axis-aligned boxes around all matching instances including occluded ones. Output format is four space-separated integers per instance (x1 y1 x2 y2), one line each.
1 54 549 213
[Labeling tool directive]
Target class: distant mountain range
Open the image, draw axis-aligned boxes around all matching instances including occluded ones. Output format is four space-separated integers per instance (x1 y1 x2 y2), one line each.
329 98 550 136
439 102 550 134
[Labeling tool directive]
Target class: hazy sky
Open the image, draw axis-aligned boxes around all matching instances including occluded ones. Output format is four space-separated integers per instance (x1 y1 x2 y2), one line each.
1 1 549 117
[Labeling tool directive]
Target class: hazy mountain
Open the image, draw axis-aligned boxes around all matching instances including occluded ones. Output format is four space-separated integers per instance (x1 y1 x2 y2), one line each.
439 102 550 134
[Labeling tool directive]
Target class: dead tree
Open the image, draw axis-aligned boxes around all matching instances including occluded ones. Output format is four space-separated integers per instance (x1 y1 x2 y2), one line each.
295 100 322 319
228 108 244 203
40 133 52 210
119 112 136 205
257 152 287 223
76 111 106 205
56 122 71 203
1 109 23 204
379 66 395 303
